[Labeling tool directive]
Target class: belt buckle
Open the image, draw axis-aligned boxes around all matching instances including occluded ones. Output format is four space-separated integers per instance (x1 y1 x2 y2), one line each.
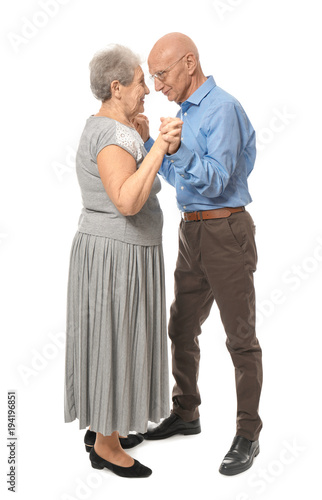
182 211 189 222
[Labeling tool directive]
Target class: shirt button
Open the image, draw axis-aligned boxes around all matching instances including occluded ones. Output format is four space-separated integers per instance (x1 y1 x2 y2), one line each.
184 112 187 116
181 186 184 190
181 174 184 177
183 206 187 209
170 160 174 163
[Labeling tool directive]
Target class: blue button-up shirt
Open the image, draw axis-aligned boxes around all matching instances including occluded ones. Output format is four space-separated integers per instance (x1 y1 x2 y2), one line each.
144 76 256 212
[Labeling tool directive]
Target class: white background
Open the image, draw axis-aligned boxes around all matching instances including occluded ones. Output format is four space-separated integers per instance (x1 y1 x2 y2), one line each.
1 0 321 499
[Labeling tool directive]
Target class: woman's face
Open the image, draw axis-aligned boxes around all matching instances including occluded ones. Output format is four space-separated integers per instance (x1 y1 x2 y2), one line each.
121 66 150 118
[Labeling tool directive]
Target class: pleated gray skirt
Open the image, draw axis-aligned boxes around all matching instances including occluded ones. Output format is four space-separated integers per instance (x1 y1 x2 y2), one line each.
64 231 170 436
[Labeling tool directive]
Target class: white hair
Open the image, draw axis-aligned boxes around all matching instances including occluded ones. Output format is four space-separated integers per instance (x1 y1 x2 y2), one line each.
89 44 141 102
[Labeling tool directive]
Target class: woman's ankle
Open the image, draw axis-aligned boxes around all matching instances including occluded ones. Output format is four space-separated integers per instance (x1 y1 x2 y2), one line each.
94 444 134 467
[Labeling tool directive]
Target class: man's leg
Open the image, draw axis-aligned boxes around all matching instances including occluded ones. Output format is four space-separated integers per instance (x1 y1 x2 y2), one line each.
200 211 263 441
144 220 214 439
169 220 215 422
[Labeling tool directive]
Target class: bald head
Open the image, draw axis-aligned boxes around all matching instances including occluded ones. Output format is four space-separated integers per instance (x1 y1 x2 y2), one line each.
148 32 199 63
148 32 206 104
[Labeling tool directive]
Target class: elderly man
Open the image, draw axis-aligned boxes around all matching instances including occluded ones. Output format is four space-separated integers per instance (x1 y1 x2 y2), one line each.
141 32 263 476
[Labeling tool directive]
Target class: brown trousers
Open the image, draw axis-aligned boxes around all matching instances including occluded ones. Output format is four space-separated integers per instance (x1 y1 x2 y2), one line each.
169 210 263 441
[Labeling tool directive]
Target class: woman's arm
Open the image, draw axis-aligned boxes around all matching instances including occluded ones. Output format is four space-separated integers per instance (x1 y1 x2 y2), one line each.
97 121 182 216
133 115 183 188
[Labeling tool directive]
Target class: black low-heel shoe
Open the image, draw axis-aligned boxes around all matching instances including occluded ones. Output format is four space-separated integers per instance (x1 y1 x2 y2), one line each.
89 447 152 478
84 430 97 453
84 429 144 452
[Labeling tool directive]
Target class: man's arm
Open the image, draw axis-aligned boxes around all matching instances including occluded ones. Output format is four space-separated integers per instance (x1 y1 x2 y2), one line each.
161 103 255 198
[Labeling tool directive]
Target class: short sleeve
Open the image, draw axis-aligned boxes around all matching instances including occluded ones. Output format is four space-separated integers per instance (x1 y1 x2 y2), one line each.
94 120 143 163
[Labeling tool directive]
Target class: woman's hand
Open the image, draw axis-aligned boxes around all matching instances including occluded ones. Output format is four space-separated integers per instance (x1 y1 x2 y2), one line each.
132 114 150 142
154 117 183 155
153 132 173 155
159 117 183 155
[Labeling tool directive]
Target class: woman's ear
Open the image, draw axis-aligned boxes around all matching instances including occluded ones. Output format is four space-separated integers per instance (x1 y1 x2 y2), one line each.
110 80 121 98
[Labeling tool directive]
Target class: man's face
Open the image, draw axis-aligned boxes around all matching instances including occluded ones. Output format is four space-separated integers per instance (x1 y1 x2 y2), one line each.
148 52 190 104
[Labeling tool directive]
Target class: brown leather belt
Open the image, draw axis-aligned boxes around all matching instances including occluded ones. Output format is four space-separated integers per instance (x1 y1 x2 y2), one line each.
182 206 245 222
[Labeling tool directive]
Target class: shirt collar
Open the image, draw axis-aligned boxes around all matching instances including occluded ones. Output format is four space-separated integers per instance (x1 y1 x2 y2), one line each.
181 76 216 109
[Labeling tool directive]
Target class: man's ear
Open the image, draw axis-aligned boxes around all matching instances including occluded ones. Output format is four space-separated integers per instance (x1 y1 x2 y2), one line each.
110 80 121 98
186 52 198 75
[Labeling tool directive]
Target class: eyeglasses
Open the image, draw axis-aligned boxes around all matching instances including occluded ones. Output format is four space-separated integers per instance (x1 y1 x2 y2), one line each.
150 54 186 82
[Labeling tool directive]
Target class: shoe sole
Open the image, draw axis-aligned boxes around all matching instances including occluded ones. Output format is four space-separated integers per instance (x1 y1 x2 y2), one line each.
89 450 152 478
219 445 260 476
144 426 201 440
90 461 152 478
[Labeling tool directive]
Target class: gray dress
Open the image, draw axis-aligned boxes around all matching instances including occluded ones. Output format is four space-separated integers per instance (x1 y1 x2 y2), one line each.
64 116 170 436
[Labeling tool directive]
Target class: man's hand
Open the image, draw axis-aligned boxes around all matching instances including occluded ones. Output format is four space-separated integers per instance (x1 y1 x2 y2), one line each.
132 114 150 143
159 117 183 155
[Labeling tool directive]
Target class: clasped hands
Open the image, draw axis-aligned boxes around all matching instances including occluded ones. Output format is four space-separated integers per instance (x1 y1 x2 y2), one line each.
133 114 183 156
158 117 183 155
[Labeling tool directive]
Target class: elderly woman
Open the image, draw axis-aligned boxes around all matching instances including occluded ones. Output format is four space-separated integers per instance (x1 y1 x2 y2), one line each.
64 44 182 478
